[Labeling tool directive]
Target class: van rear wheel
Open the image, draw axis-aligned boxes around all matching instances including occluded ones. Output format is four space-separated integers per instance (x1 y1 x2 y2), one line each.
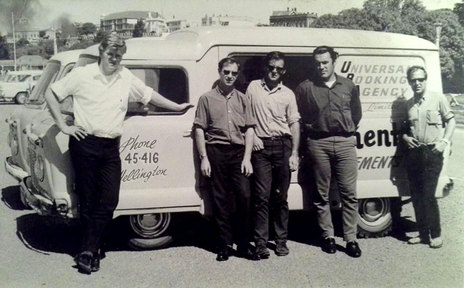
357 198 392 238
126 213 173 250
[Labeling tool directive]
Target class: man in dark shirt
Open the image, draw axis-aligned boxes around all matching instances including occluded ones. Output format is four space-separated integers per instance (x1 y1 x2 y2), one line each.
295 46 362 258
194 57 256 261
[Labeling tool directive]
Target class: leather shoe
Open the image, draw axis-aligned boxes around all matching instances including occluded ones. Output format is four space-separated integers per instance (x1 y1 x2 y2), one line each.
216 246 232 261
75 251 93 274
321 237 336 254
275 241 289 256
346 241 362 258
255 244 270 259
237 246 260 261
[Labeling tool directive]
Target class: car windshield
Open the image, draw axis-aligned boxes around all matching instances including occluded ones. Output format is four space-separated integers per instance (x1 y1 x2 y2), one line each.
5 74 30 82
26 61 60 105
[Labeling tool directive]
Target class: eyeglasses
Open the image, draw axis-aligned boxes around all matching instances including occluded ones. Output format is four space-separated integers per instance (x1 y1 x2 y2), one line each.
267 65 285 74
410 78 426 83
223 70 238 77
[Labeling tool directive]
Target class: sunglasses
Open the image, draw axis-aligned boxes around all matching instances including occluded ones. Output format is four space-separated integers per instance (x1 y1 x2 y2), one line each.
267 65 285 74
223 70 238 77
410 78 426 83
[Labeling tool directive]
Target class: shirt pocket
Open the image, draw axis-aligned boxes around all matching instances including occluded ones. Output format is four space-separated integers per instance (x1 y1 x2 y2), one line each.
426 110 442 126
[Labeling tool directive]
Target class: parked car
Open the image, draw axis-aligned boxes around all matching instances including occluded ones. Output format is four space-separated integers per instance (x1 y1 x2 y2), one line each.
20 27 453 250
5 49 98 181
0 70 42 104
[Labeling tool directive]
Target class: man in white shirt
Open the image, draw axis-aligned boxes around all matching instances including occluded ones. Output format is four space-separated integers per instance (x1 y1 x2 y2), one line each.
45 33 193 274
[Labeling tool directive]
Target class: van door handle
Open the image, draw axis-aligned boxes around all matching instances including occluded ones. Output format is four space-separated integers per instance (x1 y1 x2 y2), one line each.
183 130 192 137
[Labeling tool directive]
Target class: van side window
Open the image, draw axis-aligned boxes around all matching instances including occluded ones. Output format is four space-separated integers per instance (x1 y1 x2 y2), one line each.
231 54 315 93
128 67 188 115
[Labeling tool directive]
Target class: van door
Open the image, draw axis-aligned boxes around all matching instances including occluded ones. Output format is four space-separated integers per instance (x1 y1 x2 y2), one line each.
115 63 202 215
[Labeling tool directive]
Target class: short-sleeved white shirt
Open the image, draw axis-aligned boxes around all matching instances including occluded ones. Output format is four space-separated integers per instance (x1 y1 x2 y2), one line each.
50 63 152 138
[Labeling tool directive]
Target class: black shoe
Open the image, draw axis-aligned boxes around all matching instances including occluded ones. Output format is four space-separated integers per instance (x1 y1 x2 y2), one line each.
216 246 232 261
237 246 260 261
321 237 336 254
346 241 362 258
275 241 289 256
255 243 270 259
91 252 100 272
75 251 93 274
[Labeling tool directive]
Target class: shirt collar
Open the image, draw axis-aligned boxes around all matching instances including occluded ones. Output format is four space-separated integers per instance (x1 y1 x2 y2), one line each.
413 94 425 105
315 73 342 88
216 85 235 99
260 79 282 93
90 62 123 82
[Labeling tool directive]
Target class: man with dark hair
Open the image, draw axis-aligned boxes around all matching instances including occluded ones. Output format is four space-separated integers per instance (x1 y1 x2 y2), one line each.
296 45 363 258
194 57 256 261
402 65 455 248
246 51 300 259
45 32 193 274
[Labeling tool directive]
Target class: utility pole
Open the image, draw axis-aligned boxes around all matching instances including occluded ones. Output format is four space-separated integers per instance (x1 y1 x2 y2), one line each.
11 12 17 71
434 22 443 48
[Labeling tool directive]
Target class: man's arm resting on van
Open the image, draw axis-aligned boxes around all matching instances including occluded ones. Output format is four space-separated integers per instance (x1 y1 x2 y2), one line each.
289 121 300 172
241 127 254 177
432 117 456 153
149 91 194 112
44 89 87 140
194 127 211 177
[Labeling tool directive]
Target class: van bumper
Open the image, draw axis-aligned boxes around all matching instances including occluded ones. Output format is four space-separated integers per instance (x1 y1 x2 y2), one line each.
20 176 55 215
5 156 29 180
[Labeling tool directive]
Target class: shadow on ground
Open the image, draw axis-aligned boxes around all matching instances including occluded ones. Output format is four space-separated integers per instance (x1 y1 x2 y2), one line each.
1 185 29 210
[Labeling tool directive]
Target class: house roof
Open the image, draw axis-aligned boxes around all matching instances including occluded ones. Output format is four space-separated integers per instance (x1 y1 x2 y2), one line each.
102 11 161 21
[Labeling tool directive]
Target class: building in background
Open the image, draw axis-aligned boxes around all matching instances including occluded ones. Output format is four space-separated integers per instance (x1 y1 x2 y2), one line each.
166 18 189 33
270 8 317 27
100 11 167 38
7 28 56 44
201 14 258 26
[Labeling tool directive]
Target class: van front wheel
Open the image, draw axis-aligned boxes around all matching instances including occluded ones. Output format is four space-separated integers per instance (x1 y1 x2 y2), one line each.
126 213 173 250
357 198 392 238
15 92 28 104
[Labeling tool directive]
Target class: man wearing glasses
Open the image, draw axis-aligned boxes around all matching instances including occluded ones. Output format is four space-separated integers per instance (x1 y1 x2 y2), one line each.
401 65 455 248
296 46 362 258
245 51 300 259
194 57 256 261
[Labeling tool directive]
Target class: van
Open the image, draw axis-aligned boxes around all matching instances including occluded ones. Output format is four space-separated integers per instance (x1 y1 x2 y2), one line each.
19 27 453 250
0 70 42 103
5 49 98 181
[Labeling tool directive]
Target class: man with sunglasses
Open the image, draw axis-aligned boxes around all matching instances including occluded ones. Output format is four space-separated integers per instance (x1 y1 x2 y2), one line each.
401 65 455 248
46 33 193 274
194 57 256 261
245 51 300 259
296 46 362 258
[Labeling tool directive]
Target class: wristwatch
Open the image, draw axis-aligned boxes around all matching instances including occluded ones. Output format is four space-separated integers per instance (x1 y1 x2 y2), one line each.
199 154 207 160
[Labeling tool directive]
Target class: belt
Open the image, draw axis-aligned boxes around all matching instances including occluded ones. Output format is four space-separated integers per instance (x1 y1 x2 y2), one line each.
307 131 354 140
260 135 290 141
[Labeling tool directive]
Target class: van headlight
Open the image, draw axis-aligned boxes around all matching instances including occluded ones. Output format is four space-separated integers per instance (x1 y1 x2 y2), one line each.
34 155 45 182
10 135 19 155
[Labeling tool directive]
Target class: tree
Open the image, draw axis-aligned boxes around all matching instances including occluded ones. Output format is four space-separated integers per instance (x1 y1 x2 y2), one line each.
79 22 97 36
454 0 464 27
16 38 29 48
132 19 145 38
93 30 106 43
0 35 9 59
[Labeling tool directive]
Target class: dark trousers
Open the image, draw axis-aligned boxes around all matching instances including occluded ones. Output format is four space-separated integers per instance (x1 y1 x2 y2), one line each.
69 135 121 253
406 145 443 239
251 137 291 245
206 144 251 248
307 136 358 242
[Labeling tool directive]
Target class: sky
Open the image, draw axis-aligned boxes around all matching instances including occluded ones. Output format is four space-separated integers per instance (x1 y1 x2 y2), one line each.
38 0 461 25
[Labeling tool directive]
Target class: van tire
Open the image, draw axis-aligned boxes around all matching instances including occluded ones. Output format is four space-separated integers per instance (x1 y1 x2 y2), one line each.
126 213 173 250
15 92 28 104
357 198 392 238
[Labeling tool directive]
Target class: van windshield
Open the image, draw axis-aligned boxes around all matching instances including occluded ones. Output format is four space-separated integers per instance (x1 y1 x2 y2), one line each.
5 74 30 83
26 61 61 105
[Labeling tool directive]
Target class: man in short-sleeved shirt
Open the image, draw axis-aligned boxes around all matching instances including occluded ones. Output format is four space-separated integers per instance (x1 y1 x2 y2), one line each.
246 51 300 259
194 57 256 261
401 66 455 249
46 33 192 274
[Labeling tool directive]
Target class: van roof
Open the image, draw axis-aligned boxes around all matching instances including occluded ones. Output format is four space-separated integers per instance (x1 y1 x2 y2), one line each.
47 49 84 63
122 26 437 61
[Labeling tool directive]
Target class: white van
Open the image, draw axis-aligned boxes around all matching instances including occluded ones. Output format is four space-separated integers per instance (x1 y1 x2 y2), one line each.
0 70 42 103
20 27 453 249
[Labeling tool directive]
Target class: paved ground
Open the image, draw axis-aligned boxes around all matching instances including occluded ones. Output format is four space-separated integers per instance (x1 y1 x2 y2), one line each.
1 104 463 288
